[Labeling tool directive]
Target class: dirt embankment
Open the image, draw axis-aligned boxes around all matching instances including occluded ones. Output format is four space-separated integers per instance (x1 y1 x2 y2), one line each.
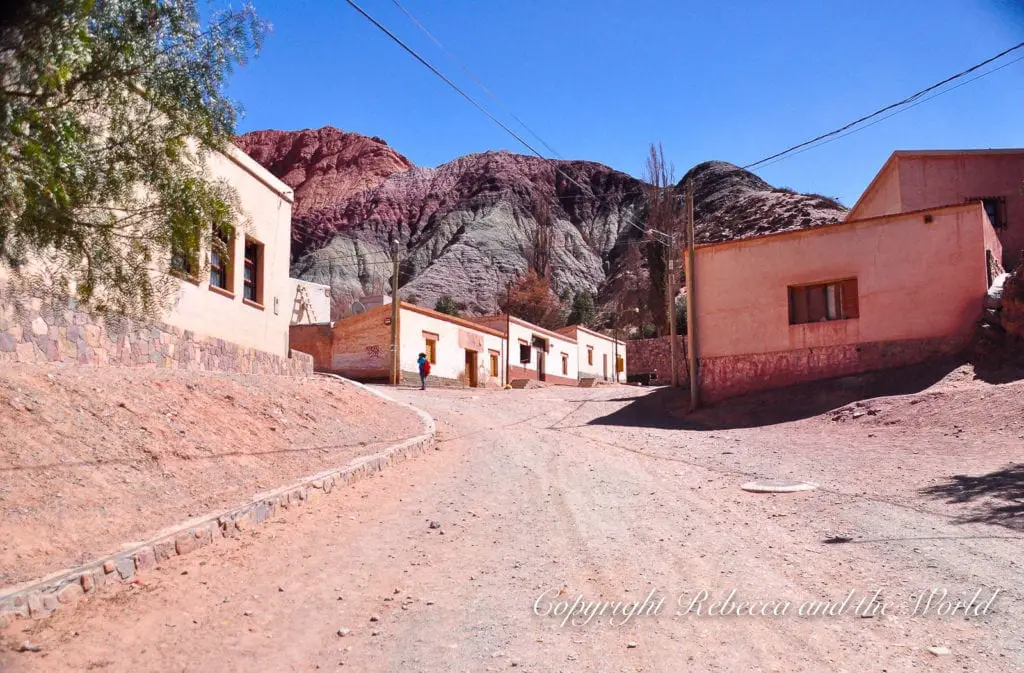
0 366 423 586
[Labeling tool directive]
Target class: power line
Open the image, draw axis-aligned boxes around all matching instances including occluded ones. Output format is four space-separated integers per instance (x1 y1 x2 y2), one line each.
343 0 668 244
753 52 1024 172
743 40 1024 170
389 0 563 159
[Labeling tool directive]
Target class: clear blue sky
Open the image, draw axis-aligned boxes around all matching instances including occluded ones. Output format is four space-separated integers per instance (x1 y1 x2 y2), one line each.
227 0 1024 206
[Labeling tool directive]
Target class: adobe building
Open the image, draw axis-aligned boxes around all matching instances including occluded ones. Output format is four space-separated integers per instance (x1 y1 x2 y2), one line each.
848 149 1024 267
557 325 627 383
290 301 507 387
690 201 1001 402
0 142 309 373
471 315 579 386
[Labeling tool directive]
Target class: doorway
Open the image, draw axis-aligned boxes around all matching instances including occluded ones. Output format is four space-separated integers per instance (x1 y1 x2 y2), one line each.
531 336 547 381
464 349 478 387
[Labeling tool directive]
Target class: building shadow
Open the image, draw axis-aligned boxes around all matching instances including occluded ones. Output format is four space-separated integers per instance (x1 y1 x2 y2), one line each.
920 464 1024 531
588 358 965 430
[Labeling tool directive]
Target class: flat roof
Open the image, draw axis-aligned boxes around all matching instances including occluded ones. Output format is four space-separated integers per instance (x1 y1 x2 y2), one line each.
472 314 578 343
557 324 625 344
691 201 982 254
400 303 507 338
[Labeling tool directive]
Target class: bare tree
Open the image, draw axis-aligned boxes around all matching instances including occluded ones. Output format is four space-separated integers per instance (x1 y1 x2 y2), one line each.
525 198 554 279
643 142 684 336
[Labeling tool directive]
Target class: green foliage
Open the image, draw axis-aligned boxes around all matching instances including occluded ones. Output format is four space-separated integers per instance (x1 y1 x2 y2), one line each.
0 0 268 317
566 290 596 326
434 294 460 316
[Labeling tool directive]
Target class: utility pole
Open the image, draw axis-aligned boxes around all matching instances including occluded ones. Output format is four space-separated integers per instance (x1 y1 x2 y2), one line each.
685 184 698 410
389 235 400 386
667 231 679 388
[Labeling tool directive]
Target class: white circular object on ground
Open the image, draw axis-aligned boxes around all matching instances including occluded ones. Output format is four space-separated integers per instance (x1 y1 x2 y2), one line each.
740 479 819 493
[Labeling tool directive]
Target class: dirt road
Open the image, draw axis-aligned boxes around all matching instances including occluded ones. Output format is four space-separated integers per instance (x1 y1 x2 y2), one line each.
2 378 1022 672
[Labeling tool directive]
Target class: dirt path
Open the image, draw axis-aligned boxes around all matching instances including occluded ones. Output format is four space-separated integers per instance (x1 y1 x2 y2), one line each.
1 381 1022 672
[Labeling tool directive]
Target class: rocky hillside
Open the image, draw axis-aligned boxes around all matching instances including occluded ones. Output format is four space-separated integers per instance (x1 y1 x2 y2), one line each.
234 127 412 215
235 127 848 316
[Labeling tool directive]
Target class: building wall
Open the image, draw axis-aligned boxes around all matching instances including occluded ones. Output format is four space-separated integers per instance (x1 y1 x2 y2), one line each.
289 304 392 380
506 318 579 386
848 159 902 220
290 279 331 325
399 305 506 388
570 326 627 381
163 145 295 356
693 203 995 401
2 298 312 375
895 153 1024 267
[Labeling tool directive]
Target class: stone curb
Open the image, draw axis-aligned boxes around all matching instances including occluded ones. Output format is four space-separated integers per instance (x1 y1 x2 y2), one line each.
0 376 435 626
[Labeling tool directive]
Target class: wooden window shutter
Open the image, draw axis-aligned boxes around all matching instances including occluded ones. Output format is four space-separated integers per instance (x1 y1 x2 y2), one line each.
807 285 827 322
841 278 859 319
789 287 809 324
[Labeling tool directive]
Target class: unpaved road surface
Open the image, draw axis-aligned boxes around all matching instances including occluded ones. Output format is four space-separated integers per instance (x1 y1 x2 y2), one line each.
2 377 1023 672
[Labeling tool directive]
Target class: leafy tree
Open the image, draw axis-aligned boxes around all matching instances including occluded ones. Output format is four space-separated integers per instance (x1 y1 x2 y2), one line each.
499 269 562 329
434 294 460 316
566 290 596 326
0 0 267 317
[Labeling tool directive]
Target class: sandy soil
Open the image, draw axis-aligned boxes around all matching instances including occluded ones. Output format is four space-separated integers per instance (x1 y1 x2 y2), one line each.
0 365 423 586
1 362 1022 671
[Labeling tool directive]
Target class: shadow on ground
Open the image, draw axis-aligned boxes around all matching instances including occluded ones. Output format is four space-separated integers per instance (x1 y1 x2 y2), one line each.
920 464 1024 531
588 358 974 430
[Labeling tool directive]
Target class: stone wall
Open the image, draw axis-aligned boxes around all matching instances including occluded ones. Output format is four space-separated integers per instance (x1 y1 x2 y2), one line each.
626 336 689 385
0 298 313 376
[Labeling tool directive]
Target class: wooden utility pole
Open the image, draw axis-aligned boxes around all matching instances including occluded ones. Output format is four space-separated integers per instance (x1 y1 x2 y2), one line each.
685 184 698 409
667 232 679 388
389 235 400 386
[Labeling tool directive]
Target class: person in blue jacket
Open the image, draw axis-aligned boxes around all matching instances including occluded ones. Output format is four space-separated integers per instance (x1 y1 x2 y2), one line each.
417 352 430 389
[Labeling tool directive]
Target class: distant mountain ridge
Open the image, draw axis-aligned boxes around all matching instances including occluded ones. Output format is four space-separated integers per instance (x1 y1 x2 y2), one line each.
235 127 848 316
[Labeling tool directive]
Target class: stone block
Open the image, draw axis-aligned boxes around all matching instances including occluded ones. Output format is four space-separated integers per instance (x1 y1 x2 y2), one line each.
30 316 48 336
41 593 58 612
0 333 14 352
57 582 84 604
103 559 116 574
26 594 44 617
134 546 156 572
175 532 197 556
80 572 95 593
153 539 176 562
15 341 36 363
82 324 101 347
115 556 135 580
194 524 213 547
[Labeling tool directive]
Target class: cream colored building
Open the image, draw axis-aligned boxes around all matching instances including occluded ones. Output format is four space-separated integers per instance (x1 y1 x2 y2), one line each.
164 144 295 356
400 304 507 387
471 315 580 386
558 325 626 382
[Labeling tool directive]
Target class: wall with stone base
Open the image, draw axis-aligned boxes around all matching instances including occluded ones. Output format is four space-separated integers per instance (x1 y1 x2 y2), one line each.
698 334 969 402
0 298 312 376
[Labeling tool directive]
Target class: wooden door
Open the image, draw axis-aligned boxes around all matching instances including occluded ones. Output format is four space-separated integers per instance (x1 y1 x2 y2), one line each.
464 350 478 387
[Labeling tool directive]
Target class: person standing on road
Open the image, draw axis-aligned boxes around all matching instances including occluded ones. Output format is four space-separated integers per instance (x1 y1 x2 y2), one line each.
417 352 430 390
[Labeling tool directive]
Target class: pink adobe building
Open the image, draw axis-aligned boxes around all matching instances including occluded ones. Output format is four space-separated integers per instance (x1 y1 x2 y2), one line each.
848 149 1024 268
690 201 1001 403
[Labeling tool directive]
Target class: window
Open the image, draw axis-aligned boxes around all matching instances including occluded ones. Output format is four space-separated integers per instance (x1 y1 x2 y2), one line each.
519 342 531 364
587 346 594 366
209 226 233 293
789 279 859 325
561 353 569 375
971 197 1007 229
616 356 624 373
424 335 437 364
243 238 263 304
490 352 500 377
170 230 199 281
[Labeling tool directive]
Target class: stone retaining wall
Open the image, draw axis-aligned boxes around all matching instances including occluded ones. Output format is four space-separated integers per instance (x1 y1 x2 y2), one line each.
625 336 689 385
0 298 312 376
0 376 435 626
